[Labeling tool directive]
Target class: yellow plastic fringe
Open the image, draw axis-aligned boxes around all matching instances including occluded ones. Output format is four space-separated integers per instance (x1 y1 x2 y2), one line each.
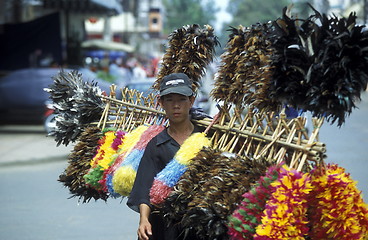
113 165 136 196
117 125 149 156
90 131 116 168
175 132 211 165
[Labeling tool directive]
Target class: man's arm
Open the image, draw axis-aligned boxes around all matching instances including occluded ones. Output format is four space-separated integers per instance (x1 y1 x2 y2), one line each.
138 203 152 240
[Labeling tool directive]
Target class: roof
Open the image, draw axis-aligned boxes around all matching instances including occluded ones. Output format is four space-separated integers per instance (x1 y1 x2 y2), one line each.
81 39 134 52
42 0 123 16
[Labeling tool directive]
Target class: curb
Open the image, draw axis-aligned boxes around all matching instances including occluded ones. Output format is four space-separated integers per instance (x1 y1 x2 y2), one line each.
0 155 68 167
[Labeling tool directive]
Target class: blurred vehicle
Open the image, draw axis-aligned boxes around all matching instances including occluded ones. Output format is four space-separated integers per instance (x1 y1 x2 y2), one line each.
125 77 157 98
194 89 211 114
0 67 114 125
43 100 56 134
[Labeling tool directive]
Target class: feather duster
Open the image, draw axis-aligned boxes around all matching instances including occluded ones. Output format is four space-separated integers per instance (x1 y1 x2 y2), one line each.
254 165 312 239
153 24 219 94
83 130 125 191
227 164 281 240
58 126 108 203
307 164 368 239
211 26 247 102
269 6 368 125
163 148 271 240
230 22 278 111
44 70 105 146
112 124 164 197
149 132 211 206
303 9 368 126
268 7 313 111
100 125 148 197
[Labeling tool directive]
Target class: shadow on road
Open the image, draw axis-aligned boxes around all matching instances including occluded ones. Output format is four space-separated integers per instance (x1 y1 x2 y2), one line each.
0 124 47 134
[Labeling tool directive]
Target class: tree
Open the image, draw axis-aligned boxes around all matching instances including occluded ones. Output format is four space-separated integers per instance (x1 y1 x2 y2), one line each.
224 0 291 29
293 0 314 19
162 0 219 34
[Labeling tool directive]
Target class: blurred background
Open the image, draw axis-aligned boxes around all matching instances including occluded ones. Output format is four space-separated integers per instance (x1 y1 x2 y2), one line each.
1 1 368 240
1 0 366 125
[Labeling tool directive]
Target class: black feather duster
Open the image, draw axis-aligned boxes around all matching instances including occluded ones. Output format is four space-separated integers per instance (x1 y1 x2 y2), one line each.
44 70 105 146
269 6 368 125
163 148 272 240
304 10 368 126
268 7 314 111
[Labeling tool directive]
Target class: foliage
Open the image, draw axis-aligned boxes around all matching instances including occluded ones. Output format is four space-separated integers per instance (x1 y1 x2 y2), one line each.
225 0 291 29
293 0 315 19
162 0 219 34
96 70 117 83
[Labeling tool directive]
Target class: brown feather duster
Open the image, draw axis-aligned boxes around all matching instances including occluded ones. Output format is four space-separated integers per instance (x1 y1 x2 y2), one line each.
154 24 219 94
211 26 247 103
58 126 109 203
163 147 272 239
231 23 280 111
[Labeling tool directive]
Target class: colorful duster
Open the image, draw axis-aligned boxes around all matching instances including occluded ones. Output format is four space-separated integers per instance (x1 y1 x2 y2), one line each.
101 125 149 197
83 130 125 190
308 164 368 239
227 164 281 240
149 132 211 206
254 165 312 239
112 124 165 196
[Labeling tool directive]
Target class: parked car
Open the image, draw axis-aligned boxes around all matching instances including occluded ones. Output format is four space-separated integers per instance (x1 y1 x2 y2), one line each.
0 67 114 125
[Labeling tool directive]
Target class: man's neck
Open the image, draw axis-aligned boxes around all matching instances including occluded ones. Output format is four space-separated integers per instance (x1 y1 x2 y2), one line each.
167 120 194 145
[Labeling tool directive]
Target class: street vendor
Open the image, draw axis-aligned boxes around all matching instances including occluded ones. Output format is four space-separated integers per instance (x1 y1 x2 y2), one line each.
127 72 202 240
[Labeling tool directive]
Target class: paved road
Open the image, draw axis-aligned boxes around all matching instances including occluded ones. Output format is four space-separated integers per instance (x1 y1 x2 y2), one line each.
0 160 139 240
0 125 72 166
318 91 368 202
0 126 139 240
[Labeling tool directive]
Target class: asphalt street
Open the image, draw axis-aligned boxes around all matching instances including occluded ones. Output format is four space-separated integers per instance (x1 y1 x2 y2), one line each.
319 91 368 203
0 161 139 240
0 125 139 240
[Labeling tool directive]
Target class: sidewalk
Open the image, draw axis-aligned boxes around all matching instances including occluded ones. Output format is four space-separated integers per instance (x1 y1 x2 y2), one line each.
0 125 73 166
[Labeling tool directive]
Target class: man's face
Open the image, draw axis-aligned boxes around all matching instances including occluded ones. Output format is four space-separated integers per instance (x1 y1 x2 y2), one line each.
159 93 195 123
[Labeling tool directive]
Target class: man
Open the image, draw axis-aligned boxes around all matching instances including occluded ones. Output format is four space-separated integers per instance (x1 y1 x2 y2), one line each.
127 72 202 240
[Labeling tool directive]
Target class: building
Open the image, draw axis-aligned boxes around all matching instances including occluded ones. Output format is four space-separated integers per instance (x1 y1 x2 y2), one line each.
0 0 150 70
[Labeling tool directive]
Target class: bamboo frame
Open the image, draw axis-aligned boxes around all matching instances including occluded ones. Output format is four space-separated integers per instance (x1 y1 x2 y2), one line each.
92 87 326 172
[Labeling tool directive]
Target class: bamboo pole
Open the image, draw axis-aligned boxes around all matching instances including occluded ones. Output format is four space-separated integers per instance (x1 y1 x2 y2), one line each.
194 120 323 157
296 117 324 171
100 95 165 115
194 118 325 151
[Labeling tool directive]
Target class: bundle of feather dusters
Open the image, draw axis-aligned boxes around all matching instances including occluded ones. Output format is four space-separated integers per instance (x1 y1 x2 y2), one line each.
211 24 278 112
153 24 219 94
162 147 272 240
44 70 106 146
212 5 368 126
58 126 109 203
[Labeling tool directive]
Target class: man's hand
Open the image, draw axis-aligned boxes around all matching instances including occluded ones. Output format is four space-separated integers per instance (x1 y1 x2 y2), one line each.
138 217 152 240
138 204 152 240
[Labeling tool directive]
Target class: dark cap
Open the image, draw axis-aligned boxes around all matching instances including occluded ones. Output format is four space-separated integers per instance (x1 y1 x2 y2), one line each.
159 73 194 97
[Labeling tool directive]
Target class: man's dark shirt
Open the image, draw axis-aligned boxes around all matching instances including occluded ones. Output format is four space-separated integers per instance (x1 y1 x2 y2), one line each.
127 124 201 212
127 123 203 240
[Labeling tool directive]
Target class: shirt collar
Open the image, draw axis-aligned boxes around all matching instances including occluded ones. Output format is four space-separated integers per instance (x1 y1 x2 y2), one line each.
156 127 172 146
156 123 201 146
